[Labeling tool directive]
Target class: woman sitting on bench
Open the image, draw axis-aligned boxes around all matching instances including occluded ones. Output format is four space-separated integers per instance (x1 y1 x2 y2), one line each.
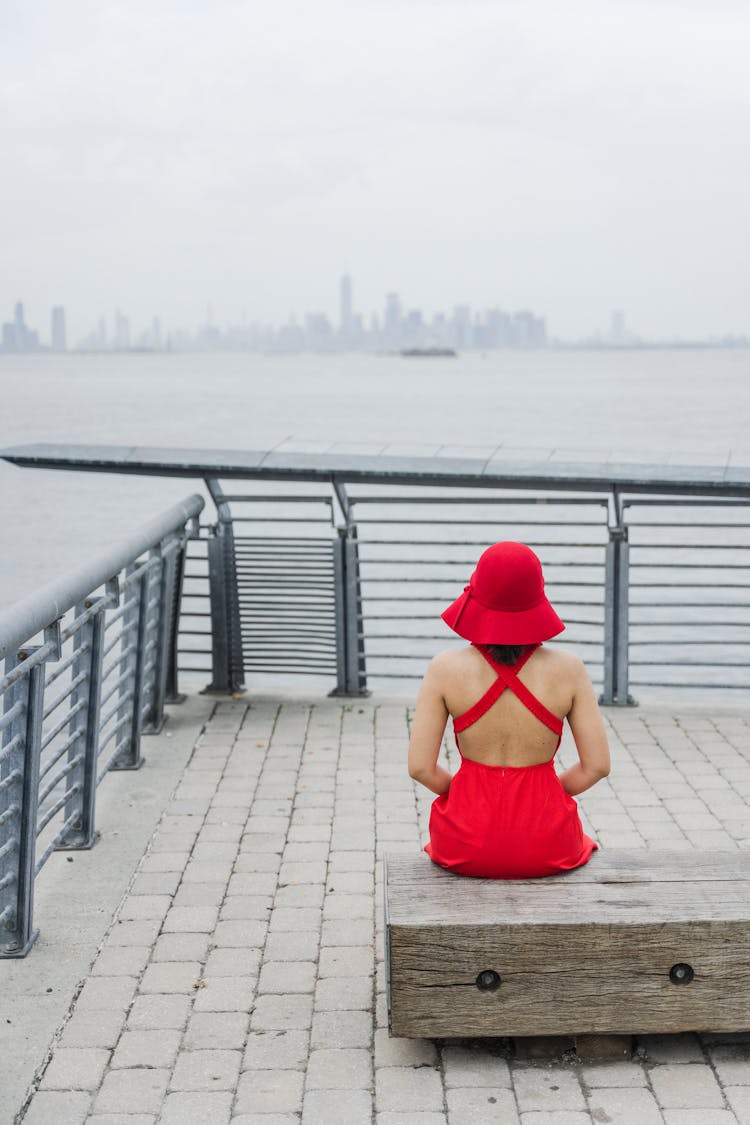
408 541 610 878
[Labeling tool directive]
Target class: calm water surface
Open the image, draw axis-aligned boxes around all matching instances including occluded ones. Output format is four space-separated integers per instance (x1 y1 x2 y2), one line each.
1 349 749 609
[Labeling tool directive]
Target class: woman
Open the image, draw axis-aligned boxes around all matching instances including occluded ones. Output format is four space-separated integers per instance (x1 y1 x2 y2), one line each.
408 541 610 878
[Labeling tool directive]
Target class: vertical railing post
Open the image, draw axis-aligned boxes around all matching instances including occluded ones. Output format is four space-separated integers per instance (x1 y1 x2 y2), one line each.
344 526 368 696
151 537 179 721
204 479 245 694
330 482 369 697
111 564 149 770
58 601 107 849
166 535 188 704
333 529 348 694
601 492 633 706
0 655 45 956
142 538 179 734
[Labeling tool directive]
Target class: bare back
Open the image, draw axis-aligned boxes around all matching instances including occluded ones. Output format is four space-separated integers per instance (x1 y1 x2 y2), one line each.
439 644 577 768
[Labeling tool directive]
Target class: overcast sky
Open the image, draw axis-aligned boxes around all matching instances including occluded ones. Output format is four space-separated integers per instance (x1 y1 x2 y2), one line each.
2 0 749 342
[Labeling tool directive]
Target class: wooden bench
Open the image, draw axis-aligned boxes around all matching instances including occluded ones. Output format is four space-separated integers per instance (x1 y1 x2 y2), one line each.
385 849 750 1040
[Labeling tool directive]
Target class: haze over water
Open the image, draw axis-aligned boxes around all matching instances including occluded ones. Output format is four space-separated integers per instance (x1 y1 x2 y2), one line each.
1 348 749 610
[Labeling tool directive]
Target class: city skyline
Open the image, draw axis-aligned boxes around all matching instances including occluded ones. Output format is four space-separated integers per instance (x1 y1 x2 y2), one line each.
3 277 749 356
1 279 548 354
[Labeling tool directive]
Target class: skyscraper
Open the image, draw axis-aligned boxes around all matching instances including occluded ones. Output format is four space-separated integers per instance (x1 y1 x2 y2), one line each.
339 274 353 333
51 306 67 352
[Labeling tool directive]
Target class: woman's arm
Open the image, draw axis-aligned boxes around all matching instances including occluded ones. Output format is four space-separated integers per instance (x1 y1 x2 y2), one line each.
559 655 611 796
407 655 453 795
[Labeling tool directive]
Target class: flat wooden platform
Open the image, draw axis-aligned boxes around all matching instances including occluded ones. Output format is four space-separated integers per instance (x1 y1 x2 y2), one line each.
385 849 750 1039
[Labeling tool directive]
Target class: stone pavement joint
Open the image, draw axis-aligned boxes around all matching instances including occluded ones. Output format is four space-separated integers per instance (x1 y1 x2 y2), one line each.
11 697 750 1124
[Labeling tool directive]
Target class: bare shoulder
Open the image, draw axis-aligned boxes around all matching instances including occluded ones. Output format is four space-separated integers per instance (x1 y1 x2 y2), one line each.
538 646 589 681
423 647 470 685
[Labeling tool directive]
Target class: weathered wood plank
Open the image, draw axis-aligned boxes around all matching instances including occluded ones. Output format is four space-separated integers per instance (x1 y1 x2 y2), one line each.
386 851 750 926
385 849 750 1038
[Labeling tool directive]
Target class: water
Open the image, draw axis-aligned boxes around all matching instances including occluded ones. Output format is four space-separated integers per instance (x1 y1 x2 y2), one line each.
1 348 749 611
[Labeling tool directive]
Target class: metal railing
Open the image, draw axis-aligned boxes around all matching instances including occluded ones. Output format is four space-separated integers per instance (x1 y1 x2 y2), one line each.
0 494 203 957
2 444 749 707
176 481 749 704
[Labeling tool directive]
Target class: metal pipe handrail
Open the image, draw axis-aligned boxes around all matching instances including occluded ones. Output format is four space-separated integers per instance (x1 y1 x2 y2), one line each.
0 495 204 661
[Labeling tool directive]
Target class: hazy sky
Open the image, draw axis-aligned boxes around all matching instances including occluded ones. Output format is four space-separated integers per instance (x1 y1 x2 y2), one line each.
2 0 749 342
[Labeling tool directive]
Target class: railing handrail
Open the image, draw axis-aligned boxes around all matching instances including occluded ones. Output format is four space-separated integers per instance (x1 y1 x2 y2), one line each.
0 494 204 661
2 442 750 498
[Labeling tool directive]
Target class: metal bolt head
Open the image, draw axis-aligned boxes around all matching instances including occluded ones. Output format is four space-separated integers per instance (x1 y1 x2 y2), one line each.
476 969 502 992
669 962 695 985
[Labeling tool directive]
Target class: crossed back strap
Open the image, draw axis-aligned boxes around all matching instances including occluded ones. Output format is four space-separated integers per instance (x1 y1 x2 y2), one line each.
453 644 564 738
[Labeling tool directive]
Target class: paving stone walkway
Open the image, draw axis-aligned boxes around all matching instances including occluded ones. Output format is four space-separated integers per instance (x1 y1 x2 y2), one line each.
14 696 750 1124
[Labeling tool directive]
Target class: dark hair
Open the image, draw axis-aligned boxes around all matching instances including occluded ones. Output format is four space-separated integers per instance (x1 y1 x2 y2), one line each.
484 643 526 666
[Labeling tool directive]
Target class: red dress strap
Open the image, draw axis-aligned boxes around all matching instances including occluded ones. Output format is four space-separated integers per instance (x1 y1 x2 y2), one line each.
453 644 563 738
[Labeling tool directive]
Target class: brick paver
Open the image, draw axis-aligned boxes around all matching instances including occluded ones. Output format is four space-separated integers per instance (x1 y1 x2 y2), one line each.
16 697 750 1122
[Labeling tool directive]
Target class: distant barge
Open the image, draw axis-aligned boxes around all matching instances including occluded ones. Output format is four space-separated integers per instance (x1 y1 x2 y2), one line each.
399 347 457 357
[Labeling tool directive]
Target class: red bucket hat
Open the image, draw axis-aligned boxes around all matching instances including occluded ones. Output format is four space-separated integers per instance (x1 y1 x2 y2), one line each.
441 542 565 645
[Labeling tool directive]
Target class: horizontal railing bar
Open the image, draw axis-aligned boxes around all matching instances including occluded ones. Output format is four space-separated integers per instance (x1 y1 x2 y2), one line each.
103 603 129 630
362 576 602 585
0 804 20 828
39 699 86 753
102 644 136 680
38 752 84 808
0 768 22 795
360 568 604 580
357 549 602 558
242 627 336 636
46 643 91 687
232 535 335 544
35 811 79 874
350 495 609 507
362 588 603 601
99 667 134 711
630 563 750 570
37 784 80 837
0 700 24 733
630 660 750 668
229 515 334 524
353 517 605 527
629 543 750 550
630 583 750 590
39 729 84 782
236 573 334 583
43 669 88 722
624 498 750 508
243 664 336 673
97 735 132 781
0 734 23 765
631 601 750 609
238 611 333 621
629 681 749 688
98 691 134 735
235 561 333 570
631 638 750 645
97 711 132 754
222 493 334 503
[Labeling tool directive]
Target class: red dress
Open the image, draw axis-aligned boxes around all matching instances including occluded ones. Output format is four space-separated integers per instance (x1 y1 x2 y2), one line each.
425 645 597 878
